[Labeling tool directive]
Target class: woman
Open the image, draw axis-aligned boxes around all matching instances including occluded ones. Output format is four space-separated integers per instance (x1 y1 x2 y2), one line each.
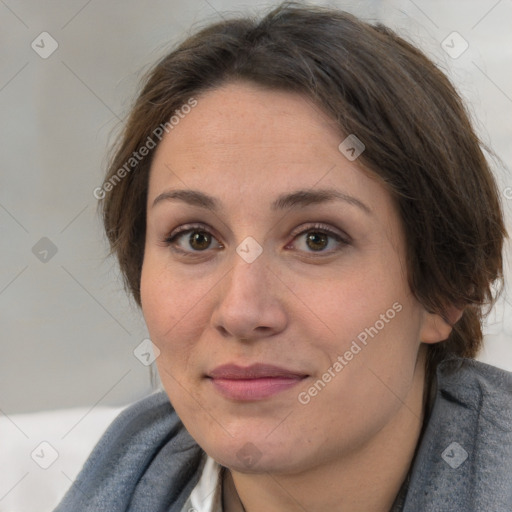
55 2 511 511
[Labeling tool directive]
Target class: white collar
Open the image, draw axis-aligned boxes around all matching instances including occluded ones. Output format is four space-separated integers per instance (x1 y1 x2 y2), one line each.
187 453 223 512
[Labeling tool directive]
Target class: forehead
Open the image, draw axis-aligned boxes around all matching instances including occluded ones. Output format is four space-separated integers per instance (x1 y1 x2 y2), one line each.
147 81 389 214
156 82 339 161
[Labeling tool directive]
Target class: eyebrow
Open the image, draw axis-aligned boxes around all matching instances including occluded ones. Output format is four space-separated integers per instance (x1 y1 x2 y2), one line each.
152 188 372 215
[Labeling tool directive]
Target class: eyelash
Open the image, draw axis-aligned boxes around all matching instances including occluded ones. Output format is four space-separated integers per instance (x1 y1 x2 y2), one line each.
163 222 350 257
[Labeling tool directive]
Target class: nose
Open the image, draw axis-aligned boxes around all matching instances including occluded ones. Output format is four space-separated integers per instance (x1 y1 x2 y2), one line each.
210 254 288 342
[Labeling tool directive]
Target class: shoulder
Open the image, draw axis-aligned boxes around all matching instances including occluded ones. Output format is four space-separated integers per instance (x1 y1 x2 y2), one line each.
436 357 512 430
97 389 183 442
55 390 204 511
403 357 512 512
81 390 192 466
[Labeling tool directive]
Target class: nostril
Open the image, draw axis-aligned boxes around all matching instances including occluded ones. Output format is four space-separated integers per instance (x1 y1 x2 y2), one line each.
217 326 230 337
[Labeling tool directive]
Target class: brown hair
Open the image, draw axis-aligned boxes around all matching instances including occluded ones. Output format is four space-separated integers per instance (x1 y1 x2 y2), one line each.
101 1 507 377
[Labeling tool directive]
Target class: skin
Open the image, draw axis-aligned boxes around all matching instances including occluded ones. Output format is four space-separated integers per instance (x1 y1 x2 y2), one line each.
141 81 457 512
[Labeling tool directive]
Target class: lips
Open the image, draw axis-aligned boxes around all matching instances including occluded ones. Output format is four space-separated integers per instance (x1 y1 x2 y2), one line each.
207 363 308 401
208 363 307 379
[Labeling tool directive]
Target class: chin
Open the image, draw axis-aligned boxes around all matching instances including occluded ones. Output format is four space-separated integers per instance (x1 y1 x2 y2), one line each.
199 432 307 475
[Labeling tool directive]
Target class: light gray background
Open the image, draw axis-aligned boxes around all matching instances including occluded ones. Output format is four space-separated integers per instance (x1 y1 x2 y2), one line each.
1 0 511 415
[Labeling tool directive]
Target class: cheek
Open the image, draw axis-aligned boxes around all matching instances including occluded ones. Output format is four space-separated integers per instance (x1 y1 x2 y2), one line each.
141 253 203 337
140 261 204 414
298 253 423 393
289 255 411 346
140 258 174 339
141 257 188 375
140 254 218 377
294 294 422 451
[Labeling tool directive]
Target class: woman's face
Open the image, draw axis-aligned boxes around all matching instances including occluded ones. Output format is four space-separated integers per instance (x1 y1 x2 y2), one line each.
141 81 445 474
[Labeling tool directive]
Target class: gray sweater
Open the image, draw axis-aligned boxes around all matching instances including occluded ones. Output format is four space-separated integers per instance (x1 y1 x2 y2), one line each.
54 357 512 511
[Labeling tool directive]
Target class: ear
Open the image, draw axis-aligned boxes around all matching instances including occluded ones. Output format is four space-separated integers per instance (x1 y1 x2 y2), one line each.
420 305 464 344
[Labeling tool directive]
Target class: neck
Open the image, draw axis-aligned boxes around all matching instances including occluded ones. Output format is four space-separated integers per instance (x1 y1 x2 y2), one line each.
224 349 428 512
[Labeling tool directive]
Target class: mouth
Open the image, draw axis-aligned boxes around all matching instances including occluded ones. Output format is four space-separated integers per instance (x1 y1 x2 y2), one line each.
207 363 309 401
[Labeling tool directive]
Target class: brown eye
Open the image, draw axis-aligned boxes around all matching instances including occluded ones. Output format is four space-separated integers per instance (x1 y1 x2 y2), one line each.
189 231 212 251
288 223 350 256
165 224 223 255
305 232 329 251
